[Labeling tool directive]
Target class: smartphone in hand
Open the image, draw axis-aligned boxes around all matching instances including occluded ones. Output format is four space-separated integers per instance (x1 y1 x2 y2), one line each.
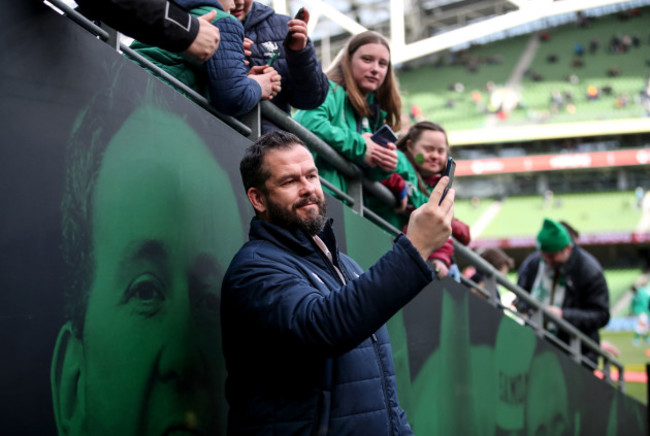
439 157 455 205
283 8 305 46
370 124 398 147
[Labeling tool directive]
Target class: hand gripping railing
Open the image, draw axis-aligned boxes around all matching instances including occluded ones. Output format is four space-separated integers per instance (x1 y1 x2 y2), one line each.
45 0 252 138
46 0 624 392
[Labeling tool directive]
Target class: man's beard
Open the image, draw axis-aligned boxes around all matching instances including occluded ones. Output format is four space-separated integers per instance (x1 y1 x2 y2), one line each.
266 194 327 236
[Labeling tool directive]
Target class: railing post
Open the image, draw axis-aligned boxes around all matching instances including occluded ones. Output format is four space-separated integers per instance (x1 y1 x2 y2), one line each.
348 178 364 215
569 335 582 366
100 23 120 51
241 104 261 140
618 364 625 393
530 308 544 338
602 357 611 382
483 273 499 308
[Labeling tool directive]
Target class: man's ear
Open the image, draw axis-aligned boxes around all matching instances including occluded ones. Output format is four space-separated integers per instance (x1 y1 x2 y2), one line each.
247 187 267 215
51 321 85 436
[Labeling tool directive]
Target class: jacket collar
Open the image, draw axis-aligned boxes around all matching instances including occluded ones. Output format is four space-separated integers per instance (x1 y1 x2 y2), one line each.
249 217 339 257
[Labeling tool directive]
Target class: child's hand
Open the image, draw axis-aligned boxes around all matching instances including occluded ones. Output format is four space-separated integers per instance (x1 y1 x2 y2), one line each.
250 70 282 100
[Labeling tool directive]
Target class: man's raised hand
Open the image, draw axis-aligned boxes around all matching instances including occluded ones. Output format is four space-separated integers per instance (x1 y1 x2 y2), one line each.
406 176 455 261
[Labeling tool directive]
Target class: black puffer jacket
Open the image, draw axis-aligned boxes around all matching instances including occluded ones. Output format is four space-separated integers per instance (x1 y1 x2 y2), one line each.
517 243 610 363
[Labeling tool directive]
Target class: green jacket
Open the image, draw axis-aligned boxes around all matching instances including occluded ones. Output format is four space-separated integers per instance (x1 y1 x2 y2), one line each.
293 80 391 193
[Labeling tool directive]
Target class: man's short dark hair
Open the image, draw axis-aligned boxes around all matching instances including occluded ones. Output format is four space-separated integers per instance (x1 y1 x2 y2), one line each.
240 130 308 193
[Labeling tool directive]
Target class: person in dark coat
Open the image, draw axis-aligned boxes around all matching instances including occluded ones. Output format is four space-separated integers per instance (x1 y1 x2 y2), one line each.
233 0 329 132
131 0 282 117
516 218 610 367
76 0 221 62
221 130 455 434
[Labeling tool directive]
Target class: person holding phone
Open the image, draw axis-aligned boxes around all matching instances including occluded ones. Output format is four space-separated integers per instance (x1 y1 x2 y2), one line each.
233 1 329 132
222 131 455 435
131 0 282 117
376 121 471 278
294 31 402 194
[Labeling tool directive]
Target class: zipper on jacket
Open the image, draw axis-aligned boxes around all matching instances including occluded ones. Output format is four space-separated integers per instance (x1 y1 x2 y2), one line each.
313 241 346 285
372 336 395 436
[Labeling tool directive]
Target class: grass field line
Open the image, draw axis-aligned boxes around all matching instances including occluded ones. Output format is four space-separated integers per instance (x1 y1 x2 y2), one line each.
470 200 503 238
636 192 650 233
613 290 634 317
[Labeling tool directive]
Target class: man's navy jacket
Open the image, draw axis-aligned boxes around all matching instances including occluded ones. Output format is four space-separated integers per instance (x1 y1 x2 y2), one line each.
221 218 433 435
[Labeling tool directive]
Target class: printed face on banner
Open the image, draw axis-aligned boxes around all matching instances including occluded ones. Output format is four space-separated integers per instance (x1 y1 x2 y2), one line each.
51 106 242 435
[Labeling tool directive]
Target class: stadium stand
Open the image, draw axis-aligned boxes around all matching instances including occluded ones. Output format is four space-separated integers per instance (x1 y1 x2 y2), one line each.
398 6 650 130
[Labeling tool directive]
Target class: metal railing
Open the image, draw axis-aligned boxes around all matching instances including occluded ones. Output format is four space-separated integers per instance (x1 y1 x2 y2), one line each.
454 242 624 389
264 97 625 389
47 0 624 391
263 109 625 390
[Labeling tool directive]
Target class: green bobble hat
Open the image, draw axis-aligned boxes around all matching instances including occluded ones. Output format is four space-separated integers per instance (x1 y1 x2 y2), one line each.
536 218 571 252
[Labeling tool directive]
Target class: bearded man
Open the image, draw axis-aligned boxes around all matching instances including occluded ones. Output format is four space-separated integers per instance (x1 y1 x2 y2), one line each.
221 130 455 435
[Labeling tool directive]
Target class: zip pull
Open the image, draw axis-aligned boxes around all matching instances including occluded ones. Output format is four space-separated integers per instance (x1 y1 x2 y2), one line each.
371 333 378 342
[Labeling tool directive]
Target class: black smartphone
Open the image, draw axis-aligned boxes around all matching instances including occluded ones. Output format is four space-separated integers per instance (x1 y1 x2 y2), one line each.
283 8 305 46
438 157 455 205
370 124 398 147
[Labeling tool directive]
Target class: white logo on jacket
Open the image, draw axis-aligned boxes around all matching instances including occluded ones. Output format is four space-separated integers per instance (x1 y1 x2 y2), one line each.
261 41 279 58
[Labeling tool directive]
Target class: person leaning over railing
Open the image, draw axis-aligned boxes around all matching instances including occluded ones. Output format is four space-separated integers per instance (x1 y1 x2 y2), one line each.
233 2 329 133
293 31 402 195
371 121 471 279
130 0 281 117
515 218 610 368
76 0 221 63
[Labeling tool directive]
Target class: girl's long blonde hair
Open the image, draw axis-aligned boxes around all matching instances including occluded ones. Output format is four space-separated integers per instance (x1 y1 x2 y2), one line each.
326 31 402 131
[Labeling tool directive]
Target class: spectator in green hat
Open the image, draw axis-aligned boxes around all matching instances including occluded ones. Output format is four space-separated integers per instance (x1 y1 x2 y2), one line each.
516 219 610 369
536 218 572 268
